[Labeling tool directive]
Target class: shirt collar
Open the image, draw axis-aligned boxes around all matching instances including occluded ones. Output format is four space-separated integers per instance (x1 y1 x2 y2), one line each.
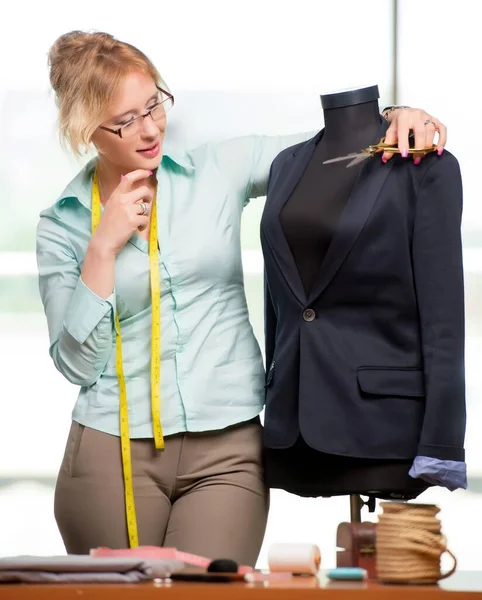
54 145 196 211
162 142 196 173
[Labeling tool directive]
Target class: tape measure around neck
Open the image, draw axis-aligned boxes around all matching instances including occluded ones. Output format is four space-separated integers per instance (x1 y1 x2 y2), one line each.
91 167 164 548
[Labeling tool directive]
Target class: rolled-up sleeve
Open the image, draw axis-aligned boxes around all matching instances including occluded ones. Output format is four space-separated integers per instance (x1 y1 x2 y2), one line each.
36 215 115 387
64 277 115 344
409 456 467 492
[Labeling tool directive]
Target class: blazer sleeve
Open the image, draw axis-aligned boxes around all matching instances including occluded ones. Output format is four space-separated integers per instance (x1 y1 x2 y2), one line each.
412 153 466 462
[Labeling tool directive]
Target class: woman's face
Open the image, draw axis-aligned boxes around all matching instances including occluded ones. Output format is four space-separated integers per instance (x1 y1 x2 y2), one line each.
92 71 167 173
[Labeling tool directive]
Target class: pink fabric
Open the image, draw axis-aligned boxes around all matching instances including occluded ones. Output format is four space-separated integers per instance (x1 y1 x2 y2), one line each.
90 546 253 574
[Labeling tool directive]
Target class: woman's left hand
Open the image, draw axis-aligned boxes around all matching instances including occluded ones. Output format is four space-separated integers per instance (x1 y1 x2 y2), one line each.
382 107 447 164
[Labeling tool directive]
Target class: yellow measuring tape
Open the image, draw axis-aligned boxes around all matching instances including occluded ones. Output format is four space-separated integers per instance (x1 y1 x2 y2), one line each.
91 168 164 547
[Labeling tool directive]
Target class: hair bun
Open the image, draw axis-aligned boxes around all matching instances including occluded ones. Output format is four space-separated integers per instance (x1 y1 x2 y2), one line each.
48 31 116 93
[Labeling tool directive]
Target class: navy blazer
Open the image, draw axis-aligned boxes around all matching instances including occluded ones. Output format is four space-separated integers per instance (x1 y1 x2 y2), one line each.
260 128 466 463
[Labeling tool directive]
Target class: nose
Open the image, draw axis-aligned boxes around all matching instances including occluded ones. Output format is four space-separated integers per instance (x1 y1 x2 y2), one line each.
141 113 163 137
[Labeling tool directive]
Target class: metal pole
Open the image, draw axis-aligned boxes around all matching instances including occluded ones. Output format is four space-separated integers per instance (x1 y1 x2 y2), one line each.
350 494 362 523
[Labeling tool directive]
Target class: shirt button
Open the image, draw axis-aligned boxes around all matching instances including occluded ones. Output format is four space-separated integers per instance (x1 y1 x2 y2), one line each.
303 308 316 322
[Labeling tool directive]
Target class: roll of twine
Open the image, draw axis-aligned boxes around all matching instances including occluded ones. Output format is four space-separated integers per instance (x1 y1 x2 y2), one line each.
376 502 457 584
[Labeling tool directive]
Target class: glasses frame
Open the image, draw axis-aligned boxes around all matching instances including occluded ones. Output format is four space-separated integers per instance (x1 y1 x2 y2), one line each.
98 86 174 139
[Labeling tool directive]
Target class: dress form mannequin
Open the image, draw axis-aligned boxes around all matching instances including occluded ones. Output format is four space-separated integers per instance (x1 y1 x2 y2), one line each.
280 85 386 296
264 85 429 502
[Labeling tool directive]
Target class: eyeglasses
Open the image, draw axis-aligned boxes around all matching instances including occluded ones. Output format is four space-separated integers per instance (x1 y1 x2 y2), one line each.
99 87 174 139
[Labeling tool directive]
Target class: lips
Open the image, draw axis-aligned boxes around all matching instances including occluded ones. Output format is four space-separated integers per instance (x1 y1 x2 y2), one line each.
136 142 160 159
137 141 158 152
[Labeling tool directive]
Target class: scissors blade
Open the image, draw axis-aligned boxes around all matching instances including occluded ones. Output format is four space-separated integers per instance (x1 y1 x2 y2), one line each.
322 152 363 165
346 153 372 168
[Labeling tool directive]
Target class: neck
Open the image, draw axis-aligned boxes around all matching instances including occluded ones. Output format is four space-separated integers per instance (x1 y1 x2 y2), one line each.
322 100 382 154
96 156 128 205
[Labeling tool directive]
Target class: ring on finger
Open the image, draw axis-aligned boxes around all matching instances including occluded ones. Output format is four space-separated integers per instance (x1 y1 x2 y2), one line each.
137 201 148 216
424 119 435 126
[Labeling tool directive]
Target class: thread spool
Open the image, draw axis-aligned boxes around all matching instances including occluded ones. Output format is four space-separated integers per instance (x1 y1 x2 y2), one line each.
268 543 321 575
376 502 457 584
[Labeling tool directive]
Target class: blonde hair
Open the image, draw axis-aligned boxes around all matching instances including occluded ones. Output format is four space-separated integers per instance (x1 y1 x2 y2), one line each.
48 30 169 155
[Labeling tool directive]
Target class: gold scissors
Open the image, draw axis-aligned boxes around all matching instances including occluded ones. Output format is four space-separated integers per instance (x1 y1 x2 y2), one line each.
323 137 438 168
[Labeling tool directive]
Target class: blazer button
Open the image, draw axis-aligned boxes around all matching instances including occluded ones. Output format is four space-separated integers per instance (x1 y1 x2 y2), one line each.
303 308 316 322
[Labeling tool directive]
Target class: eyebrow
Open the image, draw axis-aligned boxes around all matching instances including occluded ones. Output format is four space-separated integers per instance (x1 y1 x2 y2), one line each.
112 92 160 122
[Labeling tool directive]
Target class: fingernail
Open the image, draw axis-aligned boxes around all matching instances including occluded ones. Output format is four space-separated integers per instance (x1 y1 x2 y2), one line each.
148 170 153 175
401 149 408 158
414 157 421 165
382 156 388 164
437 146 444 156
120 174 125 180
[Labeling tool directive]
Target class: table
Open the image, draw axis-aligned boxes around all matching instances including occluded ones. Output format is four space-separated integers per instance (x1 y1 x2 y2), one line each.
1 571 481 599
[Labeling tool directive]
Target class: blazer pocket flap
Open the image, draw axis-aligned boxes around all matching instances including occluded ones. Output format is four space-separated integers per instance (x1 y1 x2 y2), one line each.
357 368 425 398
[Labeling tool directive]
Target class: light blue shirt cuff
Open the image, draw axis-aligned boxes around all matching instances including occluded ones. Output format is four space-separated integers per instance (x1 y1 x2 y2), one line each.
409 455 467 492
63 277 116 345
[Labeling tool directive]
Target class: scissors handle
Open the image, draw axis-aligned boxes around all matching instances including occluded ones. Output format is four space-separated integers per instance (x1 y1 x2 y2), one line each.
369 137 438 155
323 139 439 167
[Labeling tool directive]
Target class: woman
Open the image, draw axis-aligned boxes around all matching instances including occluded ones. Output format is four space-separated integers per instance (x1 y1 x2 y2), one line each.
37 30 447 565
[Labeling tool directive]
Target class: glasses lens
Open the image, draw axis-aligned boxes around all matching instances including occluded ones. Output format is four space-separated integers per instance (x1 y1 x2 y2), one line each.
150 95 173 121
119 92 174 138
150 104 167 122
120 120 140 139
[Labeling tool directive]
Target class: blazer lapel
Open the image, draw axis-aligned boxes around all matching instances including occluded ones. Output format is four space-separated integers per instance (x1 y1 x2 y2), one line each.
307 156 396 305
262 133 322 305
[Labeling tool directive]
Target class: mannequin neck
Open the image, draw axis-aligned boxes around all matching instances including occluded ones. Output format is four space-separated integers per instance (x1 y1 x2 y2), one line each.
321 100 382 155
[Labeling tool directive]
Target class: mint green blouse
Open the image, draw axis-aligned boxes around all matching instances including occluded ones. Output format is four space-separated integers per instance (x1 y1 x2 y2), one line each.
36 133 312 438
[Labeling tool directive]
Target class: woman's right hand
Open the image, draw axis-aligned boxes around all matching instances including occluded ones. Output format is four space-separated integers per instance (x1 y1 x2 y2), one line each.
92 169 154 257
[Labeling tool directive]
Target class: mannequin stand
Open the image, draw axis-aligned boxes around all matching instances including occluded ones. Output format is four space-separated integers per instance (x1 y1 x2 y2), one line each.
350 494 376 523
336 495 378 578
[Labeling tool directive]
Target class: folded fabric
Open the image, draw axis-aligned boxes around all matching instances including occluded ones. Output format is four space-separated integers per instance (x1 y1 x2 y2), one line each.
0 555 184 584
91 545 253 574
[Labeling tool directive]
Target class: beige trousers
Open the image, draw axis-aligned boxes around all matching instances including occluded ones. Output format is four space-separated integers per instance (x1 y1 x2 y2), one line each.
54 418 269 566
